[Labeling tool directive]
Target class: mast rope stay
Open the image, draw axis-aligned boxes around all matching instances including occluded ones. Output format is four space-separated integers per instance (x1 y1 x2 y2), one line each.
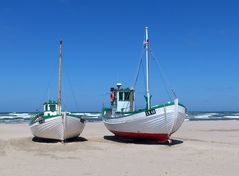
65 70 81 112
149 49 175 101
131 43 144 90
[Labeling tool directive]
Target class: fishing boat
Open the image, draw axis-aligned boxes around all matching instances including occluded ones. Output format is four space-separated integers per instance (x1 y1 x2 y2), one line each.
29 40 85 142
102 27 186 143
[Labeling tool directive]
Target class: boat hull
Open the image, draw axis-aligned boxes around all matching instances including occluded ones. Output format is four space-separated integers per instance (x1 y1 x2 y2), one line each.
30 114 85 141
103 103 186 142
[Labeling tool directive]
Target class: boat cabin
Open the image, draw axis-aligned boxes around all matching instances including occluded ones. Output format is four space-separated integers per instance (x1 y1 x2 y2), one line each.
110 83 135 113
43 100 59 116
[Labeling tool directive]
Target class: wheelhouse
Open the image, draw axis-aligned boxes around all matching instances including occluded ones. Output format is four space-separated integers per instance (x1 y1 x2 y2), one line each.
43 100 59 116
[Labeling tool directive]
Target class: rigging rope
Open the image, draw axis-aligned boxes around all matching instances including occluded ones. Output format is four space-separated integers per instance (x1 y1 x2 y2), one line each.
65 70 81 112
130 39 176 104
149 49 175 101
132 44 145 89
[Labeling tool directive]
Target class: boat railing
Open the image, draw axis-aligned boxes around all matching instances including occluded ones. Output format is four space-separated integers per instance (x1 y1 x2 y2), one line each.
29 112 44 125
102 107 134 119
67 113 86 123
102 101 180 120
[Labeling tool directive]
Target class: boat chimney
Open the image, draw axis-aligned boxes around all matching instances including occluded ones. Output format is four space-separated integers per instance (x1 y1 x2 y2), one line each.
116 83 122 90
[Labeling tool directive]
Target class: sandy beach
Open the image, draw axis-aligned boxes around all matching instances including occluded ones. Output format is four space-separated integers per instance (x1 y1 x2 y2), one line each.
0 120 238 176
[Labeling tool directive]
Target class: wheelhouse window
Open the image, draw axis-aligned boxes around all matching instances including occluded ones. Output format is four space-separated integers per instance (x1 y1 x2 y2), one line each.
49 105 56 112
45 105 48 111
119 92 123 101
124 92 130 101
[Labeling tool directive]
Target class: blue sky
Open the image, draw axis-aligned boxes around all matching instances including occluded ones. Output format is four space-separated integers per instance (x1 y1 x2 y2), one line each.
0 0 238 112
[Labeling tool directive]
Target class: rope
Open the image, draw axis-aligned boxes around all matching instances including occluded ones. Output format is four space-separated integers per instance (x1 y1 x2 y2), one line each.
149 49 174 101
64 70 81 112
132 43 145 89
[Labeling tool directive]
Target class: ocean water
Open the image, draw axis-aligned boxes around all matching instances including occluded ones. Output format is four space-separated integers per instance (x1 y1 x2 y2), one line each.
0 112 238 124
0 112 102 124
188 112 239 121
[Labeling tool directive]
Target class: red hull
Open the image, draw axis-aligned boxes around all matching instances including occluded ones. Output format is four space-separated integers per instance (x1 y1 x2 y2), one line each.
111 130 170 142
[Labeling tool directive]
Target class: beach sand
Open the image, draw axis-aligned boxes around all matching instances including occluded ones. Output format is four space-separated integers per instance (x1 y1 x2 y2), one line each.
0 121 238 176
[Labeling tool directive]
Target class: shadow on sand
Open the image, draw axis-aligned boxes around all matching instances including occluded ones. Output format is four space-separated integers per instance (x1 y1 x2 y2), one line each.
32 136 88 144
103 135 183 146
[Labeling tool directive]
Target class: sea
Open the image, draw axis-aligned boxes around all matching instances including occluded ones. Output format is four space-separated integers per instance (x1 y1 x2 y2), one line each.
0 112 101 124
0 112 239 124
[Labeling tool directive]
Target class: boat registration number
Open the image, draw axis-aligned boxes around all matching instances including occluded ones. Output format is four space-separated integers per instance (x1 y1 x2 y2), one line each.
145 109 156 116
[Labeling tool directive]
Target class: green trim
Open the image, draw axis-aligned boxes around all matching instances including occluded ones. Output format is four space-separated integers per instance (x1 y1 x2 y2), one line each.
44 114 61 120
29 113 60 125
178 103 186 108
29 112 44 125
151 102 175 109
43 100 57 105
102 101 186 117
118 88 131 91
29 112 84 125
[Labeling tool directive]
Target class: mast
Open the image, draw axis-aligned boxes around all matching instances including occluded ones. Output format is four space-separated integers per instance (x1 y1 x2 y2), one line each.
145 27 151 109
57 40 62 114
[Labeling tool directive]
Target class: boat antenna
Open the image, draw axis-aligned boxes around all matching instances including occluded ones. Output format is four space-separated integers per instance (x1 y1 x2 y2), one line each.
145 27 151 109
57 40 63 114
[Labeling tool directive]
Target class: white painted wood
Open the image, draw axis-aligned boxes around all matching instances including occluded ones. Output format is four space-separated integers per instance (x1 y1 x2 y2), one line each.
30 114 85 141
